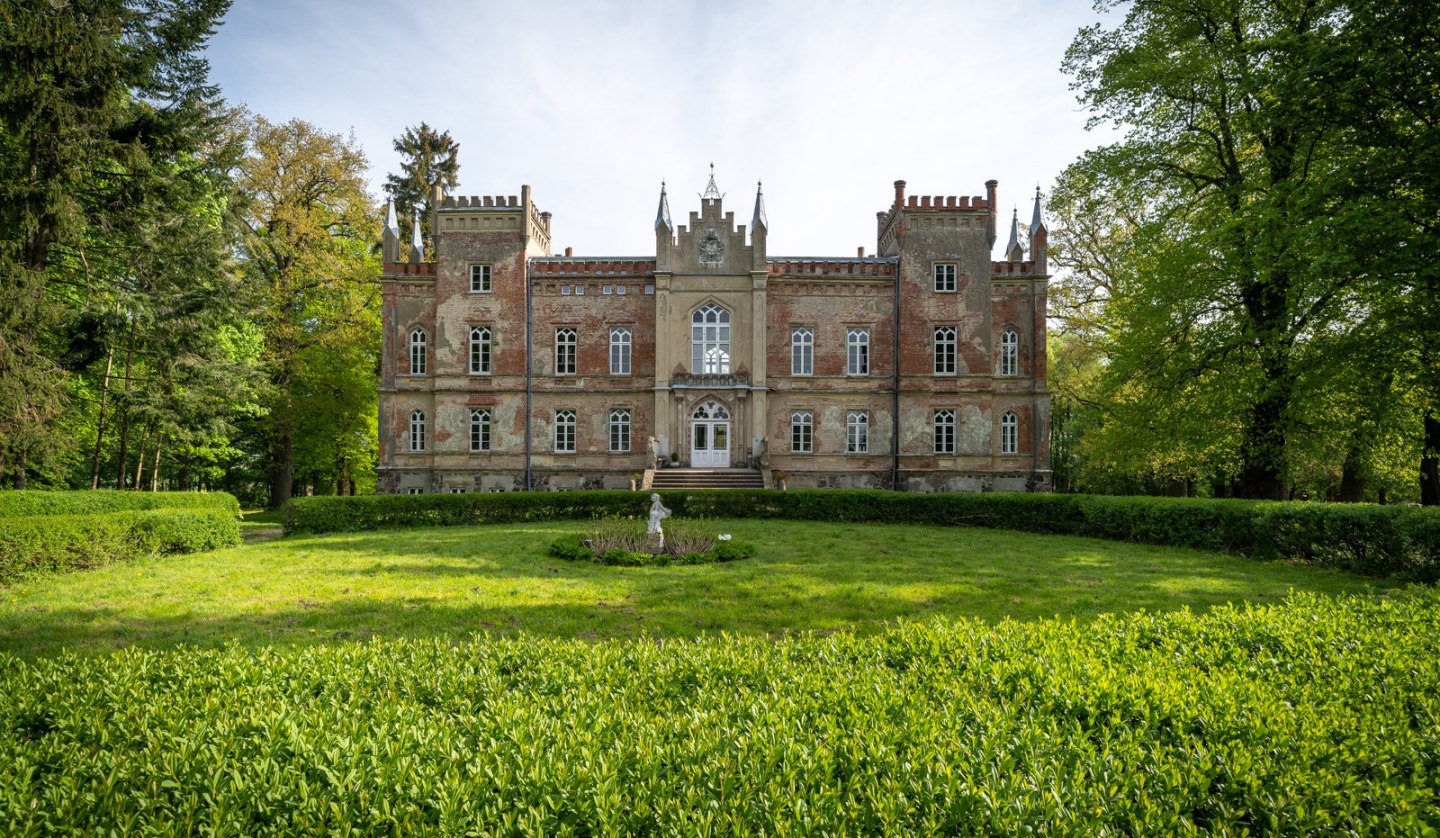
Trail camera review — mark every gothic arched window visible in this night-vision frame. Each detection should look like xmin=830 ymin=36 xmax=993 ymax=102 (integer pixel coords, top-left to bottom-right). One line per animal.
xmin=691 ymin=304 xmax=730 ymax=374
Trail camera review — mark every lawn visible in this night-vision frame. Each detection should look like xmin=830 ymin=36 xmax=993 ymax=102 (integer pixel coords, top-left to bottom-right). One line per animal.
xmin=0 ymin=518 xmax=1380 ymax=658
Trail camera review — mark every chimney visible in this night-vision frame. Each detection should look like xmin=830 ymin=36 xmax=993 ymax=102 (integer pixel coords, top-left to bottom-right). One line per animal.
xmin=564 ymin=247 xmax=573 ymax=257
xmin=893 ymin=180 xmax=907 ymax=210
xmin=985 ymin=180 xmax=999 ymax=250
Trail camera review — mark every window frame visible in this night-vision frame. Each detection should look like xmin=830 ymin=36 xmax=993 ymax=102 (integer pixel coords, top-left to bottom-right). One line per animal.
xmin=408 ymin=329 xmax=428 ymax=376
xmin=468 ymin=326 xmax=492 ymax=375
xmin=608 ymin=408 xmax=631 ymax=453
xmin=1001 ymin=411 xmax=1019 ymax=455
xmin=408 ymin=409 xmax=426 ymax=452
xmin=933 ymin=409 xmax=956 ymax=454
xmin=999 ymin=329 xmax=1019 ymax=377
xmin=791 ymin=327 xmax=814 ymax=376
xmin=469 ymin=408 xmax=491 ymax=452
xmin=691 ymin=303 xmax=731 ymax=374
xmin=933 ymin=326 xmax=957 ymax=375
xmin=555 ymin=327 xmax=577 ymax=376
xmin=933 ymin=263 xmax=958 ymax=292
xmin=790 ymin=409 xmax=813 ymax=453
xmin=846 ymin=410 xmax=869 ymax=454
xmin=609 ymin=327 xmax=632 ymax=376
xmin=846 ymin=328 xmax=870 ymax=376
xmin=469 ymin=264 xmax=492 ymax=294
xmin=554 ymin=409 xmax=576 ymax=453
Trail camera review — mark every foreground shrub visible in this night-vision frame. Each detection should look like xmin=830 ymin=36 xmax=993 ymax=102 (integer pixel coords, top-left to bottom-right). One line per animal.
xmin=0 ymin=489 xmax=240 ymax=519
xmin=547 ymin=517 xmax=754 ymax=566
xmin=2 ymin=590 xmax=1437 ymax=833
xmin=0 ymin=508 xmax=240 ymax=584
xmin=288 ymin=490 xmax=1440 ymax=581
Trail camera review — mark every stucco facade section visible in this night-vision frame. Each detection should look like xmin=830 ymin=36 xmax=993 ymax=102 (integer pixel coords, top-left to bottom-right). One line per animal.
xmin=377 ymin=175 xmax=1051 ymax=494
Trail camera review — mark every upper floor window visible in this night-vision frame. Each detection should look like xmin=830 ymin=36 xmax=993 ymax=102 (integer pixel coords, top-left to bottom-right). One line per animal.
xmin=791 ymin=410 xmax=813 ymax=453
xmin=408 ymin=329 xmax=427 ymax=375
xmin=555 ymin=328 xmax=577 ymax=375
xmin=934 ymin=326 xmax=957 ymax=375
xmin=934 ymin=263 xmax=957 ymax=292
xmin=846 ymin=328 xmax=869 ymax=376
xmin=469 ymin=409 xmax=491 ymax=452
xmin=408 ymin=409 xmax=426 ymax=452
xmin=846 ymin=411 xmax=869 ymax=453
xmin=406 ymin=487 xmax=424 ymax=495
xmin=691 ymin=304 xmax=731 ymax=374
xmin=469 ymin=327 xmax=492 ymax=375
xmin=1001 ymin=411 xmax=1019 ymax=455
xmin=609 ymin=408 xmax=631 ymax=453
xmin=999 ymin=329 xmax=1019 ymax=376
xmin=934 ymin=409 xmax=956 ymax=454
xmin=610 ymin=328 xmax=632 ymax=375
xmin=791 ymin=327 xmax=813 ymax=376
xmin=554 ymin=409 xmax=576 ymax=453
xmin=469 ymin=264 xmax=492 ymax=293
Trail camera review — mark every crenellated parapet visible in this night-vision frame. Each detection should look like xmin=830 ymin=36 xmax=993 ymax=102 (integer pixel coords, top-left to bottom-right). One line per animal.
xmin=530 ymin=258 xmax=657 ymax=278
xmin=381 ymin=262 xmax=437 ymax=278
xmin=768 ymin=258 xmax=897 ymax=278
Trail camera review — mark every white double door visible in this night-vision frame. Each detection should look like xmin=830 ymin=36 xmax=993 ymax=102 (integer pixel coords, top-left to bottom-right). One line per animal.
xmin=690 ymin=401 xmax=731 ymax=468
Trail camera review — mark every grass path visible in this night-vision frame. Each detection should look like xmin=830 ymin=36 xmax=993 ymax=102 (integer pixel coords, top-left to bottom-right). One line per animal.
xmin=0 ymin=518 xmax=1382 ymax=658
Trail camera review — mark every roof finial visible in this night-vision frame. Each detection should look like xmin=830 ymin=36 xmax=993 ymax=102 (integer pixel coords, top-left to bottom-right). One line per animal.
xmin=1030 ymin=184 xmax=1046 ymax=236
xmin=751 ymin=179 xmax=767 ymax=233
xmin=409 ymin=208 xmax=424 ymax=263
xmin=701 ymin=163 xmax=723 ymax=202
xmin=1005 ymin=206 xmax=1024 ymax=261
xmin=655 ymin=180 xmax=673 ymax=232
xmin=384 ymin=196 xmax=399 ymax=239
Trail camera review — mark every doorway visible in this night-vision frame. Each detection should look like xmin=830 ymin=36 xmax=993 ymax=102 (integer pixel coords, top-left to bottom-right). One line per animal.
xmin=690 ymin=400 xmax=731 ymax=468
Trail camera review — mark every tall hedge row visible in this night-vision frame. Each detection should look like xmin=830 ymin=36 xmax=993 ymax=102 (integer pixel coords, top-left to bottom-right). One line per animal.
xmin=0 ymin=489 xmax=240 ymax=518
xmin=0 ymin=492 xmax=242 ymax=584
xmin=285 ymin=490 xmax=1440 ymax=581
xmin=2 ymin=591 xmax=1437 ymax=834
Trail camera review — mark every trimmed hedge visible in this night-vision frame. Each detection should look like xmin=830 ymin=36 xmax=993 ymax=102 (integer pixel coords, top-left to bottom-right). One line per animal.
xmin=285 ymin=490 xmax=1440 ymax=581
xmin=0 ymin=489 xmax=241 ymax=519
xmin=0 ymin=508 xmax=241 ymax=584
xmin=2 ymin=590 xmax=1438 ymax=833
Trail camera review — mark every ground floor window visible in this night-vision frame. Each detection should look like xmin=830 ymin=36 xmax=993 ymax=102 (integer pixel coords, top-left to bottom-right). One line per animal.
xmin=1001 ymin=411 xmax=1018 ymax=454
xmin=609 ymin=408 xmax=631 ymax=452
xmin=934 ymin=409 xmax=955 ymax=454
xmin=791 ymin=410 xmax=812 ymax=453
xmin=846 ymin=410 xmax=868 ymax=453
xmin=554 ymin=409 xmax=576 ymax=453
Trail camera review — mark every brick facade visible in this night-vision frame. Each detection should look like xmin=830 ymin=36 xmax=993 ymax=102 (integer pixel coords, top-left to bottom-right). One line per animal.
xmin=378 ymin=175 xmax=1051 ymax=493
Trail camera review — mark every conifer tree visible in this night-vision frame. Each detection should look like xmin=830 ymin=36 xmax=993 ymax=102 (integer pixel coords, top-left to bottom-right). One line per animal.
xmin=383 ymin=122 xmax=460 ymax=256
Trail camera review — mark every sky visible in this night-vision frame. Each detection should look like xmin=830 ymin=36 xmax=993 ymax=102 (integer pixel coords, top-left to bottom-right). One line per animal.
xmin=205 ymin=0 xmax=1121 ymax=259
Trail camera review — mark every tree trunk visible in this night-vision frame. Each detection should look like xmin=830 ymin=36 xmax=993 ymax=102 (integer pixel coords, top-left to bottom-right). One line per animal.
xmin=1421 ymin=412 xmax=1440 ymax=507
xmin=178 ymin=454 xmax=190 ymax=491
xmin=114 ymin=345 xmax=134 ymax=489
xmin=267 ymin=425 xmax=294 ymax=509
xmin=90 ymin=344 xmax=115 ymax=489
xmin=1238 ymin=385 xmax=1290 ymax=500
xmin=1339 ymin=437 xmax=1367 ymax=503
xmin=150 ymin=435 xmax=162 ymax=492
xmin=12 ymin=452 xmax=25 ymax=490
xmin=133 ymin=425 xmax=150 ymax=490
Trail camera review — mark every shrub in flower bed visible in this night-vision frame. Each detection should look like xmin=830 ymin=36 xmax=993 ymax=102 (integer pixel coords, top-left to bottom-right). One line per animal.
xmin=548 ymin=517 xmax=756 ymax=566
xmin=0 ymin=507 xmax=241 ymax=584
xmin=1 ymin=590 xmax=1437 ymax=833
xmin=288 ymin=490 xmax=1440 ymax=581
xmin=0 ymin=489 xmax=241 ymax=519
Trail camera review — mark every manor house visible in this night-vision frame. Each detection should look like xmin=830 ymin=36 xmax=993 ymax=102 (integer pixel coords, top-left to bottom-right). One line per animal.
xmin=377 ymin=169 xmax=1051 ymax=493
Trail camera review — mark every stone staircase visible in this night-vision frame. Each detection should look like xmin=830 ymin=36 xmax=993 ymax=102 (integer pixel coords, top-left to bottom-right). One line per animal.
xmin=649 ymin=467 xmax=766 ymax=490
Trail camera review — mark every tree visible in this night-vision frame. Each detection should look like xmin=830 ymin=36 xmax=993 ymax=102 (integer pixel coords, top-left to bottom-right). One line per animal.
xmin=0 ymin=0 xmax=232 ymax=488
xmin=1060 ymin=0 xmax=1377 ymax=499
xmin=233 ymin=116 xmax=378 ymax=508
xmin=383 ymin=122 xmax=459 ymax=255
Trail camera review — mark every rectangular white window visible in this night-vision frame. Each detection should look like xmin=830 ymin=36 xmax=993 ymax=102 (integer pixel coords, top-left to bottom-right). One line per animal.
xmin=934 ymin=326 xmax=957 ymax=375
xmin=561 ymin=286 xmax=571 ymax=295
xmin=574 ymin=285 xmax=585 ymax=295
xmin=408 ymin=410 xmax=426 ymax=452
xmin=554 ymin=409 xmax=576 ymax=453
xmin=846 ymin=328 xmax=869 ymax=376
xmin=449 ymin=488 xmax=466 ymax=494
xmin=470 ymin=409 xmax=491 ymax=452
xmin=602 ymin=285 xmax=613 ymax=294
xmin=609 ymin=409 xmax=631 ymax=453
xmin=469 ymin=327 xmax=491 ymax=375
xmin=617 ymin=285 xmax=626 ymax=295
xmin=644 ymin=284 xmax=654 ymax=294
xmin=934 ymin=263 xmax=957 ymax=292
xmin=791 ymin=410 xmax=812 ymax=453
xmin=469 ymin=264 xmax=492 ymax=293
xmin=555 ymin=328 xmax=577 ymax=375
xmin=791 ymin=327 xmax=813 ymax=376
xmin=1001 ymin=411 xmax=1019 ymax=455
xmin=934 ymin=409 xmax=956 ymax=454
xmin=609 ymin=328 xmax=632 ymax=375
xmin=846 ymin=411 xmax=868 ymax=453
xmin=406 ymin=487 xmax=423 ymax=495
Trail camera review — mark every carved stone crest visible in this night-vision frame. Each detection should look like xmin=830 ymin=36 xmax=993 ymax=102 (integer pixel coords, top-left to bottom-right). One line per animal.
xmin=699 ymin=228 xmax=724 ymax=263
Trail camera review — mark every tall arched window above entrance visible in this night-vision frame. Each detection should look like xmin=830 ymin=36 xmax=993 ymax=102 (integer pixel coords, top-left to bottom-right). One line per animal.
xmin=691 ymin=304 xmax=731 ymax=374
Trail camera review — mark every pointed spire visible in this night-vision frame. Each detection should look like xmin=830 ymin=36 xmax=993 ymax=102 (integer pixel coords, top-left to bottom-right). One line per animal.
xmin=655 ymin=181 xmax=673 ymax=231
xmin=1005 ymin=206 xmax=1024 ymax=261
xmin=384 ymin=197 xmax=399 ymax=239
xmin=1030 ymin=185 xmax=1046 ymax=236
xmin=410 ymin=208 xmax=424 ymax=263
xmin=751 ymin=180 xmax=767 ymax=232
xmin=701 ymin=163 xmax=723 ymax=202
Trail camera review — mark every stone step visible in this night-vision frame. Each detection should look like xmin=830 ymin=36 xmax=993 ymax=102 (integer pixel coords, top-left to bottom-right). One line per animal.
xmin=650 ymin=468 xmax=765 ymax=490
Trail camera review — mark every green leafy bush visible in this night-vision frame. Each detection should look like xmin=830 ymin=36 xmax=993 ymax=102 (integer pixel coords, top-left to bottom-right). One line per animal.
xmin=0 ymin=508 xmax=240 ymax=584
xmin=0 ymin=489 xmax=241 ymax=519
xmin=545 ymin=516 xmax=753 ymax=566
xmin=1 ymin=590 xmax=1437 ymax=833
xmin=288 ymin=490 xmax=1440 ymax=581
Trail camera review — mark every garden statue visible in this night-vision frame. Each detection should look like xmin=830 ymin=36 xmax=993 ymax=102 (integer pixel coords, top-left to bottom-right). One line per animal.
xmin=647 ymin=493 xmax=671 ymax=549
xmin=648 ymin=436 xmax=661 ymax=470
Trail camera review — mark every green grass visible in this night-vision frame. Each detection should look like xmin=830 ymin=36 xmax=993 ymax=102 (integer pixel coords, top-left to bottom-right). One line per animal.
xmin=239 ymin=507 xmax=285 ymax=532
xmin=0 ymin=519 xmax=1381 ymax=658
